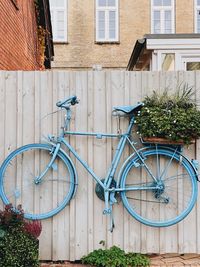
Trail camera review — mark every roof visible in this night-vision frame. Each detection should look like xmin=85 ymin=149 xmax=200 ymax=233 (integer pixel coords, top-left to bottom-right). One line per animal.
xmin=127 ymin=34 xmax=200 ymax=71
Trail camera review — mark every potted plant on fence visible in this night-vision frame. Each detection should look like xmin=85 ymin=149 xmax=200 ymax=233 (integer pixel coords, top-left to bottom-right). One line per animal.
xmin=0 ymin=204 xmax=42 ymax=267
xmin=135 ymin=85 xmax=200 ymax=145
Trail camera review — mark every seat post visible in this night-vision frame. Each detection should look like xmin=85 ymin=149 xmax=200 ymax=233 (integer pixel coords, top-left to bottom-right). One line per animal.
xmin=126 ymin=116 xmax=135 ymax=135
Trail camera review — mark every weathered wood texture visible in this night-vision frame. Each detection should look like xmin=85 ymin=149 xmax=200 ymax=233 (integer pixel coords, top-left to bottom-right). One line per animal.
xmin=0 ymin=71 xmax=199 ymax=260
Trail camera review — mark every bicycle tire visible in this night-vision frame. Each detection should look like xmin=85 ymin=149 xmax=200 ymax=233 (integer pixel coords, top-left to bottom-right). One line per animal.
xmin=120 ymin=148 xmax=198 ymax=227
xmin=0 ymin=143 xmax=75 ymax=220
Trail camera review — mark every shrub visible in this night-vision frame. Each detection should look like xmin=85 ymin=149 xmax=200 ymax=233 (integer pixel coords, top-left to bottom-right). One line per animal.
xmin=81 ymin=246 xmax=150 ymax=267
xmin=136 ymin=85 xmax=200 ymax=145
xmin=0 ymin=204 xmax=42 ymax=267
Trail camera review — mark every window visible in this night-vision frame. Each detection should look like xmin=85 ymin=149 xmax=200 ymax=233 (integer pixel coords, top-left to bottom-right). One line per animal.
xmin=195 ymin=0 xmax=200 ymax=33
xmin=151 ymin=0 xmax=175 ymax=34
xmin=49 ymin=0 xmax=67 ymax=42
xmin=96 ymin=0 xmax=119 ymax=42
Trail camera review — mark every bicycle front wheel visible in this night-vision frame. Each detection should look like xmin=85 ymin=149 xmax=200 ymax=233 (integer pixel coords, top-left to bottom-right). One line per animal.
xmin=0 ymin=143 xmax=75 ymax=220
xmin=120 ymin=148 xmax=198 ymax=227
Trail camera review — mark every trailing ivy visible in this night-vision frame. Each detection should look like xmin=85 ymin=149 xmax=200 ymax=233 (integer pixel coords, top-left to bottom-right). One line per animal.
xmin=81 ymin=246 xmax=150 ymax=267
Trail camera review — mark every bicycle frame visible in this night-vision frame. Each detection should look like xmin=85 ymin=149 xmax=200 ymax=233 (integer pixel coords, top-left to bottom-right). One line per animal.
xmin=45 ymin=113 xmax=159 ymax=194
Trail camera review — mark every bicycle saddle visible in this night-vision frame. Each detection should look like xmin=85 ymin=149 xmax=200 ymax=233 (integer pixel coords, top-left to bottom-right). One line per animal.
xmin=113 ymin=102 xmax=143 ymax=114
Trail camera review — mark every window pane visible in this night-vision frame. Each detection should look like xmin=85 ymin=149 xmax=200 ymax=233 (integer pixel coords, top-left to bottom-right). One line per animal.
xmin=99 ymin=11 xmax=105 ymax=20
xmin=57 ymin=21 xmax=64 ymax=31
xmin=57 ymin=11 xmax=64 ymax=20
xmin=109 ymin=10 xmax=115 ymax=20
xmin=154 ymin=0 xmax=162 ymax=6
xmin=154 ymin=21 xmax=160 ymax=33
xmin=165 ymin=20 xmax=171 ymax=28
xmin=187 ymin=62 xmax=200 ymax=70
xmin=57 ymin=11 xmax=65 ymax=36
xmin=98 ymin=11 xmax=105 ymax=39
xmin=163 ymin=0 xmax=171 ymax=6
xmin=99 ymin=21 xmax=105 ymax=30
xmin=162 ymin=54 xmax=175 ymax=71
xmin=154 ymin=11 xmax=160 ymax=20
xmin=108 ymin=0 xmax=116 ymax=6
xmin=165 ymin=10 xmax=171 ymax=20
xmin=197 ymin=0 xmax=200 ymax=6
xmin=57 ymin=31 xmax=64 ymax=38
xmin=109 ymin=11 xmax=116 ymax=39
xmin=98 ymin=0 xmax=106 ymax=6
xmin=165 ymin=11 xmax=172 ymax=32
xmin=109 ymin=30 xmax=115 ymax=39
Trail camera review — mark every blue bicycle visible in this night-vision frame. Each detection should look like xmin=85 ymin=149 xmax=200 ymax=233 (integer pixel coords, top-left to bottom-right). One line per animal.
xmin=0 ymin=96 xmax=198 ymax=230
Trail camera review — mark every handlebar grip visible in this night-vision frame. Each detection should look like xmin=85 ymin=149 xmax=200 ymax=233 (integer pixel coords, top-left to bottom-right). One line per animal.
xmin=56 ymin=95 xmax=79 ymax=108
xmin=56 ymin=101 xmax=62 ymax=107
xmin=71 ymin=96 xmax=79 ymax=105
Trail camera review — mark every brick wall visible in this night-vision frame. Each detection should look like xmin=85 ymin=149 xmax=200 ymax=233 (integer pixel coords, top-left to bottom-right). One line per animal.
xmin=0 ymin=0 xmax=40 ymax=70
xmin=52 ymin=0 xmax=196 ymax=70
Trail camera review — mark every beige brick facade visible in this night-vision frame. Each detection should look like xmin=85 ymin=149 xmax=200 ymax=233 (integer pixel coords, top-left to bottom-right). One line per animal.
xmin=52 ymin=0 xmax=196 ymax=70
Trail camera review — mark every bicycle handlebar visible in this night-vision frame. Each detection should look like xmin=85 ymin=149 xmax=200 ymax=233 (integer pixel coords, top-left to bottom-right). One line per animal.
xmin=56 ymin=96 xmax=79 ymax=108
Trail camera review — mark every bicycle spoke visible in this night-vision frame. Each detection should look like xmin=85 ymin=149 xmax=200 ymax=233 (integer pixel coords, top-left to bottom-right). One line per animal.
xmin=1 ymin=144 xmax=75 ymax=219
xmin=120 ymin=148 xmax=197 ymax=226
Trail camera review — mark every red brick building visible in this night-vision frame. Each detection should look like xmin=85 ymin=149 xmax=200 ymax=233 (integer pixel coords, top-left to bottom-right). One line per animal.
xmin=0 ymin=0 xmax=53 ymax=70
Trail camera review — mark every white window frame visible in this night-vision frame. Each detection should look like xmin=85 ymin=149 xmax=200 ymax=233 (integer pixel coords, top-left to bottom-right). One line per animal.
xmin=195 ymin=0 xmax=200 ymax=33
xmin=151 ymin=0 xmax=175 ymax=34
xmin=96 ymin=0 xmax=119 ymax=42
xmin=49 ymin=0 xmax=68 ymax=43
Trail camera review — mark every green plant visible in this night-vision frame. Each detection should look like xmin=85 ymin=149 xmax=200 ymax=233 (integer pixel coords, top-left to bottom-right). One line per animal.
xmin=0 ymin=204 xmax=42 ymax=267
xmin=136 ymin=85 xmax=200 ymax=144
xmin=81 ymin=246 xmax=150 ymax=267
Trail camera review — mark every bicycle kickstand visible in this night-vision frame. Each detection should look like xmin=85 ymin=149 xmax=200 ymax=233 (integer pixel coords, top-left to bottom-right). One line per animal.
xmin=109 ymin=192 xmax=117 ymax=232
xmin=103 ymin=191 xmax=117 ymax=232
xmin=109 ymin=203 xmax=115 ymax=232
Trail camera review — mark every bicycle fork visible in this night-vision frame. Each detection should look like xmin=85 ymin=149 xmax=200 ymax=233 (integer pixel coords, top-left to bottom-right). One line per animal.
xmin=34 ymin=143 xmax=61 ymax=184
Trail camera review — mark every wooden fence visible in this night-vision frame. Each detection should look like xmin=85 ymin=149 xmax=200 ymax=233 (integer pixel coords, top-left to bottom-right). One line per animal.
xmin=0 ymin=70 xmax=200 ymax=261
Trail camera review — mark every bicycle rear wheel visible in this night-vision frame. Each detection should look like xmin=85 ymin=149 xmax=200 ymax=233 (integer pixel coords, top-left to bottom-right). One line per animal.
xmin=0 ymin=143 xmax=75 ymax=220
xmin=120 ymin=148 xmax=198 ymax=227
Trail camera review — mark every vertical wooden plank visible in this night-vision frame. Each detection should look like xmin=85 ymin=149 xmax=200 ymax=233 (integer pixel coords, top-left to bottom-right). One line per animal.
xmin=74 ymin=71 xmax=89 ymax=259
xmin=122 ymin=71 xmax=131 ymax=253
xmin=159 ymin=71 xmax=178 ymax=254
xmin=4 ymin=72 xmax=17 ymax=155
xmin=127 ymin=72 xmax=143 ymax=253
xmin=4 ymin=72 xmax=17 ymax=211
xmin=105 ymin=71 xmax=113 ymax=249
xmin=178 ymin=71 xmax=197 ymax=253
xmin=38 ymin=71 xmax=52 ymax=260
xmin=109 ymin=71 xmax=125 ymax=248
xmin=69 ymin=71 xmax=76 ymax=261
xmin=52 ymin=71 xmax=71 ymax=261
xmin=93 ymin=71 xmax=107 ymax=250
xmin=0 ymin=71 xmax=5 ymax=163
xmin=0 ymin=71 xmax=5 ymax=210
xmin=87 ymin=71 xmax=95 ymax=253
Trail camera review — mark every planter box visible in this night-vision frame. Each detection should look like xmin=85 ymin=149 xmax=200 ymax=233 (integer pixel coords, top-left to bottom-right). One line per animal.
xmin=142 ymin=137 xmax=195 ymax=145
